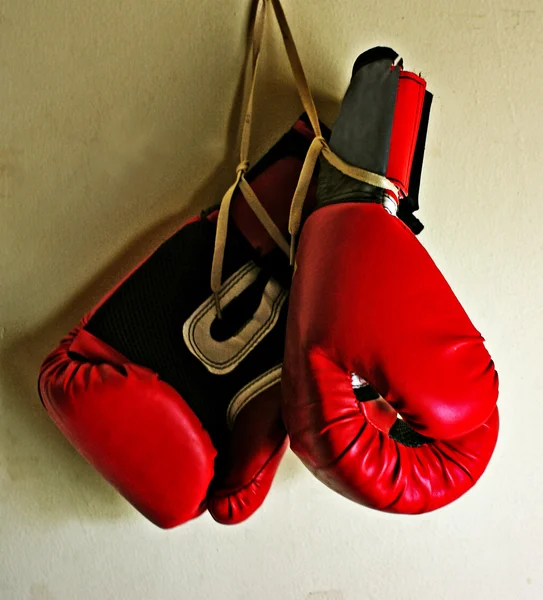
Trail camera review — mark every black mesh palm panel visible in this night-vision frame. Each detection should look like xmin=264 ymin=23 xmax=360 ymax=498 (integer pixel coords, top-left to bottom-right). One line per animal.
xmin=354 ymin=383 xmax=432 ymax=448
xmin=79 ymin=120 xmax=321 ymax=451
xmin=388 ymin=420 xmax=433 ymax=448
xmin=82 ymin=216 xmax=287 ymax=452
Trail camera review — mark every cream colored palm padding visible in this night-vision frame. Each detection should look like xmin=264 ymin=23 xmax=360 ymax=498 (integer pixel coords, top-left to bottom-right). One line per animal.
xmin=183 ymin=261 xmax=287 ymax=375
xmin=210 ymin=0 xmax=400 ymax=313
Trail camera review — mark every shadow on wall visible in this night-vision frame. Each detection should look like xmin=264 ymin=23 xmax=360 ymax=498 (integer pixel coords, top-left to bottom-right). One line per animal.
xmin=0 ymin=39 xmax=341 ymax=525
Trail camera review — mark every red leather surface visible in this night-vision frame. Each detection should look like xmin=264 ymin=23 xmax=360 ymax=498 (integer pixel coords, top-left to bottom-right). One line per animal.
xmin=386 ymin=71 xmax=426 ymax=196
xmin=39 ymin=327 xmax=215 ymax=528
xmin=282 ymin=203 xmax=499 ymax=513
xmin=208 ymin=384 xmax=288 ymax=524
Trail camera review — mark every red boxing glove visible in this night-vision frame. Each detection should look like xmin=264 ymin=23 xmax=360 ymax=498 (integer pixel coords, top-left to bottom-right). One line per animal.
xmin=282 ymin=48 xmax=499 ymax=514
xmin=39 ymin=118 xmax=318 ymax=528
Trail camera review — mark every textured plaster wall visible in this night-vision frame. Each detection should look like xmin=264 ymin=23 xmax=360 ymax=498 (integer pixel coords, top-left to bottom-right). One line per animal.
xmin=1 ymin=1 xmax=542 ymax=599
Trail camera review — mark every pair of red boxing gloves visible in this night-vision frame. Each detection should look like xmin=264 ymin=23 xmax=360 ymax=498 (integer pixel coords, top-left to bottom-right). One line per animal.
xmin=39 ymin=45 xmax=499 ymax=528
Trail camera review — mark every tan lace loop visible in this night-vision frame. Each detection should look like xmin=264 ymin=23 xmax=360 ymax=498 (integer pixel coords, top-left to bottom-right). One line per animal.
xmin=211 ymin=0 xmax=399 ymax=312
xmin=211 ymin=172 xmax=243 ymax=318
xmin=288 ymin=135 xmax=326 ymax=263
xmin=236 ymin=161 xmax=250 ymax=174
xmin=287 ymin=136 xmax=399 ymax=263
xmin=321 ymin=144 xmax=398 ymax=193
xmin=268 ymin=0 xmax=322 ymax=138
xmin=211 ymin=0 xmax=293 ymax=317
xmin=267 ymin=0 xmax=399 ymax=263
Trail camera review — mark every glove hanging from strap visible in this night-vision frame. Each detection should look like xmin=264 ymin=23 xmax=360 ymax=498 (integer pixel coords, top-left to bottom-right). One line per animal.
xmin=210 ymin=0 xmax=398 ymax=311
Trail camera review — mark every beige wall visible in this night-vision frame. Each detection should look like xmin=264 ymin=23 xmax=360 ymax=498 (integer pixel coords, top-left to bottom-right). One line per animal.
xmin=1 ymin=1 xmax=542 ymax=599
